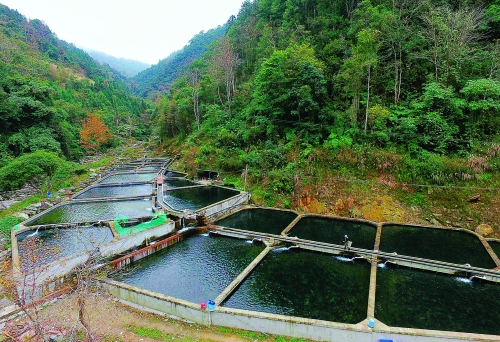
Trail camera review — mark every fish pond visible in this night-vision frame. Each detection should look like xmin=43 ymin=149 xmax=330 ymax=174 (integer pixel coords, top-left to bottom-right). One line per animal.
xmin=74 ymin=184 xmax=152 ymax=199
xmin=111 ymin=234 xmax=263 ymax=304
xmin=286 ymin=216 xmax=377 ymax=250
xmin=26 ymin=198 xmax=153 ymax=225
xmin=17 ymin=226 xmax=113 ymax=269
xmin=375 ymin=265 xmax=500 ymax=335
xmin=215 ymin=208 xmax=297 ymax=235
xmin=380 ymin=225 xmax=496 ymax=269
xmin=163 ymin=186 xmax=239 ymax=211
xmin=223 ymin=248 xmax=371 ymax=324
xmin=99 ymin=172 xmax=158 ymax=184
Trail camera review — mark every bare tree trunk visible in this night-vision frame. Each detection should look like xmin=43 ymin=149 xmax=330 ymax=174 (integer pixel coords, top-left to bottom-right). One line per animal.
xmin=364 ymin=64 xmax=371 ymax=133
xmin=189 ymin=70 xmax=201 ymax=130
xmin=78 ymin=296 xmax=95 ymax=342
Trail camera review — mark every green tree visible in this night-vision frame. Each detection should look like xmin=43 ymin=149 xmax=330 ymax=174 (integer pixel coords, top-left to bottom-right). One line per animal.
xmin=0 ymin=151 xmax=63 ymax=191
xmin=252 ymin=44 xmax=327 ymax=139
xmin=461 ymin=78 xmax=500 ymax=137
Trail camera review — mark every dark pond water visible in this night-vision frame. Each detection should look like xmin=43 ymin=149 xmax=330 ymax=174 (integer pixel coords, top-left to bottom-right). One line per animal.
xmin=164 ymin=171 xmax=186 ymax=178
xmin=215 ymin=208 xmax=297 ymax=235
xmin=74 ymin=184 xmax=152 ymax=199
xmin=110 ymin=167 xmax=136 ymax=172
xmin=286 ymin=216 xmax=377 ymax=250
xmin=489 ymin=240 xmax=500 ymax=260
xmin=99 ymin=172 xmax=158 ymax=184
xmin=380 ymin=225 xmax=496 ymax=268
xmin=164 ymin=179 xmax=198 ymax=189
xmin=111 ymin=234 xmax=263 ymax=304
xmin=163 ymin=186 xmax=239 ymax=211
xmin=26 ymin=199 xmax=153 ymax=225
xmin=137 ymin=166 xmax=161 ymax=171
xmin=224 ymin=249 xmax=371 ymax=324
xmin=17 ymin=226 xmax=113 ymax=269
xmin=375 ymin=265 xmax=500 ymax=335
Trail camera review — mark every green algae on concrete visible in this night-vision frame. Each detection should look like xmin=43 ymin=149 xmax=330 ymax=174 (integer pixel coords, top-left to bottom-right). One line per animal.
xmin=224 ymin=248 xmax=371 ymax=324
xmin=375 ymin=265 xmax=500 ymax=335
xmin=215 ymin=208 xmax=297 ymax=235
xmin=114 ymin=212 xmax=168 ymax=237
xmin=380 ymin=224 xmax=496 ymax=269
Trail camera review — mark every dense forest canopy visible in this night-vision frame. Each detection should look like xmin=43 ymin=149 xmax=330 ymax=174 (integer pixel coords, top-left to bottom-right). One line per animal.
xmin=155 ymin=0 xmax=500 ymax=155
xmin=0 ymin=4 xmax=153 ymax=167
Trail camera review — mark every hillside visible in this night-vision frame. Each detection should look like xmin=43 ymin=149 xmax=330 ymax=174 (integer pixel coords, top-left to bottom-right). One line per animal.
xmin=0 ymin=4 xmax=152 ymax=165
xmin=83 ymin=48 xmax=150 ymax=78
xmin=153 ymin=0 xmax=500 ymax=235
xmin=131 ymin=25 xmax=227 ymax=99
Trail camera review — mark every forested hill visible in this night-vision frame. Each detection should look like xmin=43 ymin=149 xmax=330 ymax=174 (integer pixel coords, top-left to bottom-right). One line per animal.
xmin=131 ymin=25 xmax=227 ymax=99
xmin=0 ymin=4 xmax=151 ymax=165
xmin=83 ymin=49 xmax=151 ymax=78
xmin=156 ymin=0 xmax=500 ymax=153
xmin=153 ymin=0 xmax=500 ymax=226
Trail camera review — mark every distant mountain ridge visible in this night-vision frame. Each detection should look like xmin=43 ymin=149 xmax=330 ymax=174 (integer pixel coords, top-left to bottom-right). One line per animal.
xmin=131 ymin=25 xmax=227 ymax=99
xmin=82 ymin=48 xmax=150 ymax=78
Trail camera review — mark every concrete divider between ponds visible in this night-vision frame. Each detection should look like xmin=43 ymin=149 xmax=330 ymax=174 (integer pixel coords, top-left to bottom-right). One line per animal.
xmin=215 ymin=246 xmax=271 ymax=305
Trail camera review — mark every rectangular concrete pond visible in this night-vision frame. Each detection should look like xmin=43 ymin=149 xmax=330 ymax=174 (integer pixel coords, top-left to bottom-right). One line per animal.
xmin=380 ymin=224 xmax=496 ymax=269
xmin=223 ymin=248 xmax=371 ymax=324
xmin=164 ymin=179 xmax=198 ymax=189
xmin=74 ymin=183 xmax=153 ymax=199
xmin=286 ymin=216 xmax=377 ymax=250
xmin=26 ymin=198 xmax=153 ymax=226
xmin=164 ymin=171 xmax=186 ymax=178
xmin=215 ymin=208 xmax=297 ymax=235
xmin=163 ymin=186 xmax=240 ymax=211
xmin=110 ymin=234 xmax=263 ymax=304
xmin=214 ymin=208 xmax=297 ymax=235
xmin=99 ymin=172 xmax=158 ymax=184
xmin=17 ymin=226 xmax=114 ymax=270
xmin=375 ymin=265 xmax=500 ymax=335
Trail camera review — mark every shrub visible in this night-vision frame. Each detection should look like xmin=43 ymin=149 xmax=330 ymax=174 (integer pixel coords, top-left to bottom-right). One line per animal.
xmin=0 ymin=151 xmax=64 ymax=190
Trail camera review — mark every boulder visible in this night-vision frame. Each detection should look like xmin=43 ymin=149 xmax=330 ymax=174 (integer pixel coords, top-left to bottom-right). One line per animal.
xmin=13 ymin=212 xmax=29 ymax=220
xmin=475 ymin=224 xmax=494 ymax=237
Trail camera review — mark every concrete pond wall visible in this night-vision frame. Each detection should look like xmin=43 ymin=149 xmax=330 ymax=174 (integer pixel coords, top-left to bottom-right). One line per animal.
xmin=101 ymin=278 xmax=500 ymax=342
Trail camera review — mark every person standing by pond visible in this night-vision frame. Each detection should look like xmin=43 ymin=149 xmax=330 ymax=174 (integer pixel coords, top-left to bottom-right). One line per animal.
xmin=343 ymin=234 xmax=349 ymax=249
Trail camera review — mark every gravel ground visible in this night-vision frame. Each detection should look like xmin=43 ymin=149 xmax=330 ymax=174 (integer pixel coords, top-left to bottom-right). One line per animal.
xmin=1 ymin=292 xmax=272 ymax=342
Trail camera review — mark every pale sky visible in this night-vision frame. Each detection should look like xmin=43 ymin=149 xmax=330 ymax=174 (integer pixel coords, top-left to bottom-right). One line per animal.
xmin=1 ymin=0 xmax=245 ymax=65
